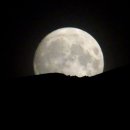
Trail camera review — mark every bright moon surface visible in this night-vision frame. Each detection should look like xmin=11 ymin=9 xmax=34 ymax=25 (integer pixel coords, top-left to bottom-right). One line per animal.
xmin=34 ymin=27 xmax=104 ymax=77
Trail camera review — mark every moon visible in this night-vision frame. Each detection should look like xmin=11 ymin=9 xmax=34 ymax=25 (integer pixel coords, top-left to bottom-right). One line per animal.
xmin=33 ymin=27 xmax=104 ymax=77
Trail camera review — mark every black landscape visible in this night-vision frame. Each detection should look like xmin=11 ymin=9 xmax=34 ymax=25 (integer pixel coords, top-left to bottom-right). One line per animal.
xmin=11 ymin=64 xmax=130 ymax=81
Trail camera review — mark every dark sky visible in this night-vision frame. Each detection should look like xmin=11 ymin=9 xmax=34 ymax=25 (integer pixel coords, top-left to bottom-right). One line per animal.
xmin=1 ymin=0 xmax=130 ymax=79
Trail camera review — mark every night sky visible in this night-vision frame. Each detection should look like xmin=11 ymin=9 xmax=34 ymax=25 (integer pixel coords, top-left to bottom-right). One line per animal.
xmin=1 ymin=0 xmax=130 ymax=79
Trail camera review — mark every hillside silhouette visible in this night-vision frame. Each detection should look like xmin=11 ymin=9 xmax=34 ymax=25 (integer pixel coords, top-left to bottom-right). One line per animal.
xmin=16 ymin=64 xmax=130 ymax=81
xmin=2 ymin=64 xmax=130 ymax=102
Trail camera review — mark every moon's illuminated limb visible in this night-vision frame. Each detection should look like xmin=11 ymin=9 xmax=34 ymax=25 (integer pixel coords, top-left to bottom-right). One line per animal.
xmin=34 ymin=27 xmax=104 ymax=77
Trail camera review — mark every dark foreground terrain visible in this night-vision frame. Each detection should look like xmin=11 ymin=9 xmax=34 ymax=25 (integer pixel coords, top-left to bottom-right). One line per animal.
xmin=1 ymin=65 xmax=129 ymax=122
xmin=2 ymin=64 xmax=128 ymax=88
xmin=2 ymin=65 xmax=130 ymax=92
xmin=16 ymin=64 xmax=130 ymax=81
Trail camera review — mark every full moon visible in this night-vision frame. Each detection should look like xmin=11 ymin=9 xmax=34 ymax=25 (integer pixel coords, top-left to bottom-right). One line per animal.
xmin=34 ymin=27 xmax=104 ymax=77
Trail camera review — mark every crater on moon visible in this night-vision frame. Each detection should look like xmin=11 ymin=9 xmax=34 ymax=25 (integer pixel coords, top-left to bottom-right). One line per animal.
xmin=34 ymin=27 xmax=104 ymax=77
xmin=70 ymin=44 xmax=92 ymax=67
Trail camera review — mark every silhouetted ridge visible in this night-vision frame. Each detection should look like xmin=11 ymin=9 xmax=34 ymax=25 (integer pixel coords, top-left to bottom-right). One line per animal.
xmin=16 ymin=64 xmax=130 ymax=81
xmin=93 ymin=64 xmax=130 ymax=80
xmin=23 ymin=73 xmax=89 ymax=81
